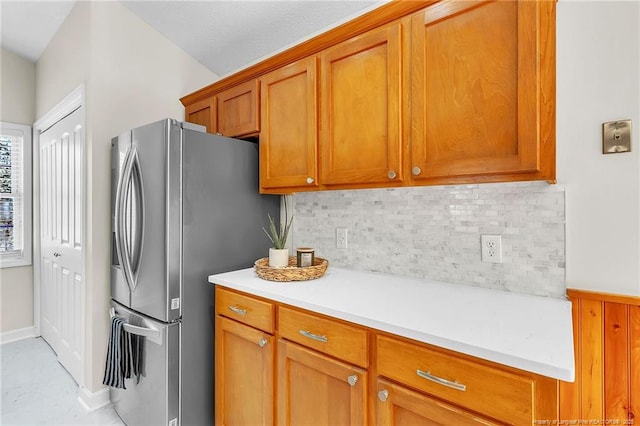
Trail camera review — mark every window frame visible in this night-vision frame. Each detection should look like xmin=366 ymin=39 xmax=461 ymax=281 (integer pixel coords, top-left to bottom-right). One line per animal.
xmin=0 ymin=121 xmax=32 ymax=268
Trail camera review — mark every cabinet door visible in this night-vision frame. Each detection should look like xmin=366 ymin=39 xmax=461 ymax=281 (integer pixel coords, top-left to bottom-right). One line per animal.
xmin=277 ymin=339 xmax=367 ymax=426
xmin=215 ymin=316 xmax=274 ymax=426
xmin=260 ymin=57 xmax=318 ymax=190
xmin=185 ymin=96 xmax=217 ymax=134
xmin=376 ymin=379 xmax=501 ymax=425
xmin=217 ymin=80 xmax=260 ymax=137
xmin=410 ymin=1 xmax=555 ymax=182
xmin=319 ymin=23 xmax=403 ymax=186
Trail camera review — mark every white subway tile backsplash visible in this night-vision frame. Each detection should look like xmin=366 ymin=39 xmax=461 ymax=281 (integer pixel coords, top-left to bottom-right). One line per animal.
xmin=291 ymin=181 xmax=566 ymax=299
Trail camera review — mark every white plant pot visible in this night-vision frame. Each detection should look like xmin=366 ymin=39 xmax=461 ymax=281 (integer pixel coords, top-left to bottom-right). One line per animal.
xmin=268 ymin=248 xmax=289 ymax=268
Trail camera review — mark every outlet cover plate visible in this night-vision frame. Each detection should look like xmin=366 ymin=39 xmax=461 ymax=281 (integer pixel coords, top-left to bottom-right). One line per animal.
xmin=481 ymin=234 xmax=503 ymax=263
xmin=336 ymin=227 xmax=348 ymax=249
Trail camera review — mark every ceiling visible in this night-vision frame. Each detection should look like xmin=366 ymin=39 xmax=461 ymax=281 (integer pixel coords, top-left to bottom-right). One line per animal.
xmin=0 ymin=0 xmax=387 ymax=77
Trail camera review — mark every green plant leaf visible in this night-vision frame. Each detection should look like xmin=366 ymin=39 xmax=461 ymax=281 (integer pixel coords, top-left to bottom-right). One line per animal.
xmin=262 ymin=199 xmax=293 ymax=250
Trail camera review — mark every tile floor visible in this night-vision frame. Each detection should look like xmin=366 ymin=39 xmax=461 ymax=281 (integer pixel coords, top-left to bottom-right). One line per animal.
xmin=1 ymin=337 xmax=124 ymax=425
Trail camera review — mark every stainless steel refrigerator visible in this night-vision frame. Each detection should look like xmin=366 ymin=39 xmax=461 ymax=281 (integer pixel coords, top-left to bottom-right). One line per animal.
xmin=109 ymin=118 xmax=279 ymax=426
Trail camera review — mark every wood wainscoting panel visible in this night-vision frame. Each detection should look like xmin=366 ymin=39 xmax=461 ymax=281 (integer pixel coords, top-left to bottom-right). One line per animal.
xmin=604 ymin=302 xmax=630 ymax=420
xmin=582 ymin=298 xmax=604 ymax=419
xmin=561 ymin=290 xmax=640 ymax=424
xmin=559 ymin=298 xmax=581 ymax=419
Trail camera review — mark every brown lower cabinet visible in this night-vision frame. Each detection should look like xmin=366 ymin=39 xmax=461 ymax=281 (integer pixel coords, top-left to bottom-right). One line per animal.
xmin=214 ymin=315 xmax=274 ymax=426
xmin=277 ymin=340 xmax=367 ymax=425
xmin=375 ymin=378 xmax=499 ymax=425
xmin=214 ymin=286 xmax=559 ymax=425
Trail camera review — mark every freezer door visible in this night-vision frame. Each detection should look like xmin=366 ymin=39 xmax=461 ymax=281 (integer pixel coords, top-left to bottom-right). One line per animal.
xmin=110 ymin=301 xmax=180 ymax=426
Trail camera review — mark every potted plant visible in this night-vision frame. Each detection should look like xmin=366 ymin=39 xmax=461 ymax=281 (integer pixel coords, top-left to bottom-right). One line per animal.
xmin=263 ymin=197 xmax=293 ymax=267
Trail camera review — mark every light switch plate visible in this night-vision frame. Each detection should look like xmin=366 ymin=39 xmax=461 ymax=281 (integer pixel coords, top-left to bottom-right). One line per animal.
xmin=603 ymin=119 xmax=631 ymax=154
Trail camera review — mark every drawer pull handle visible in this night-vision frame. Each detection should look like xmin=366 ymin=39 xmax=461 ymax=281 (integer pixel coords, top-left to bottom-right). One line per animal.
xmin=299 ymin=330 xmax=328 ymax=343
xmin=416 ymin=369 xmax=466 ymax=392
xmin=258 ymin=338 xmax=268 ymax=348
xmin=228 ymin=305 xmax=247 ymax=316
xmin=377 ymin=389 xmax=389 ymax=402
xmin=347 ymin=375 xmax=358 ymax=386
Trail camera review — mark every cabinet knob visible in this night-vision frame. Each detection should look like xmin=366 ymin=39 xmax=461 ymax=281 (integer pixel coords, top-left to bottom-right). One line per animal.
xmin=53 ymin=252 xmax=62 ymax=258
xmin=347 ymin=375 xmax=358 ymax=386
xmin=387 ymin=170 xmax=397 ymax=179
xmin=306 ymin=177 xmax=314 ymax=184
xmin=377 ymin=389 xmax=389 ymax=402
xmin=411 ymin=166 xmax=422 ymax=176
xmin=258 ymin=338 xmax=267 ymax=348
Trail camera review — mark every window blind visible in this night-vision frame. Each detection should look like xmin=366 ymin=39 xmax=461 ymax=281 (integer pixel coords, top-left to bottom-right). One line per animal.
xmin=0 ymin=128 xmax=25 ymax=255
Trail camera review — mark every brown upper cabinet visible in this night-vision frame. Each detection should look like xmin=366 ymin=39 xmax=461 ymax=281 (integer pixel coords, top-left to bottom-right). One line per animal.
xmin=409 ymin=0 xmax=555 ymax=184
xmin=319 ymin=22 xmax=403 ymax=187
xmin=184 ymin=79 xmax=260 ymax=138
xmin=180 ymin=1 xmax=556 ymax=192
xmin=218 ymin=79 xmax=260 ymax=137
xmin=260 ymin=57 xmax=318 ymax=190
xmin=185 ymin=96 xmax=216 ymax=134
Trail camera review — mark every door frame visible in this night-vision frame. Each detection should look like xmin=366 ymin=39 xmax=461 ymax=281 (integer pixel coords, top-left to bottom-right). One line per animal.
xmin=32 ymin=84 xmax=87 ymax=384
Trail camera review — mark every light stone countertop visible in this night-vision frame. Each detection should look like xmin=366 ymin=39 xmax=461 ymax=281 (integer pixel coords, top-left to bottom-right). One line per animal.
xmin=208 ymin=266 xmax=575 ymax=382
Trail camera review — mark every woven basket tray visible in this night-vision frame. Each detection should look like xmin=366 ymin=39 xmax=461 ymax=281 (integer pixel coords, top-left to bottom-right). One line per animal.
xmin=254 ymin=257 xmax=328 ymax=282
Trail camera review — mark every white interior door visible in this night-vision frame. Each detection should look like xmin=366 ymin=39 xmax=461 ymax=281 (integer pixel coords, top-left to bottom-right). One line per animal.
xmin=39 ymin=106 xmax=85 ymax=385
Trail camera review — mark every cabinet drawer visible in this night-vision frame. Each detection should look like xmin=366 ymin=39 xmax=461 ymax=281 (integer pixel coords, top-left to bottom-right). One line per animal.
xmin=215 ymin=287 xmax=274 ymax=333
xmin=278 ymin=306 xmax=368 ymax=367
xmin=376 ymin=335 xmax=534 ymax=425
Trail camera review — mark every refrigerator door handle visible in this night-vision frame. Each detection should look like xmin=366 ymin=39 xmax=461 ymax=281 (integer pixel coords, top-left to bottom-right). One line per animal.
xmin=116 ymin=146 xmax=145 ymax=293
xmin=126 ymin=150 xmax=145 ymax=289
xmin=114 ymin=146 xmax=133 ymax=292
xmin=110 ymin=307 xmax=162 ymax=345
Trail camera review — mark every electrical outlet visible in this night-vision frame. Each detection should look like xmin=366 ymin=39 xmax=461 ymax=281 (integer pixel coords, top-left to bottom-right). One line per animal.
xmin=336 ymin=227 xmax=348 ymax=249
xmin=481 ymin=234 xmax=502 ymax=263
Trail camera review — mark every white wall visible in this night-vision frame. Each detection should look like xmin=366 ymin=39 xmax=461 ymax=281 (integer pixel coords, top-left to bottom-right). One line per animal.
xmin=1 ymin=48 xmax=36 ymax=123
xmin=0 ymin=47 xmax=36 ymax=335
xmin=36 ymin=1 xmax=217 ymax=392
xmin=557 ymin=1 xmax=640 ymax=296
xmin=35 ymin=3 xmax=91 ymax=120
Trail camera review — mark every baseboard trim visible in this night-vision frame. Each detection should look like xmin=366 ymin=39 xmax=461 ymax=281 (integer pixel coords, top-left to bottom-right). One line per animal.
xmin=0 ymin=326 xmax=36 ymax=344
xmin=78 ymin=386 xmax=111 ymax=412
